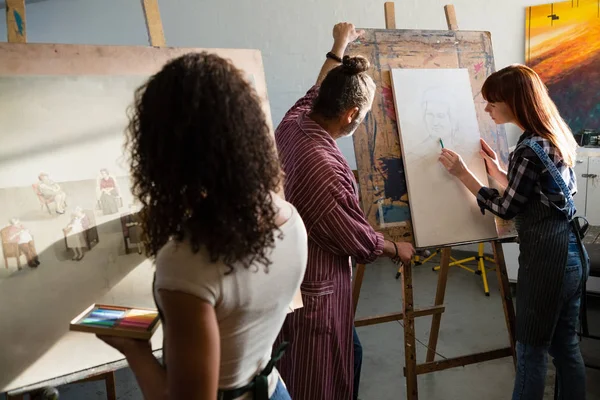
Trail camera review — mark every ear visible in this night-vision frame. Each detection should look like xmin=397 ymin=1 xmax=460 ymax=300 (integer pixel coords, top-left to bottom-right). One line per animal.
xmin=342 ymin=107 xmax=360 ymax=125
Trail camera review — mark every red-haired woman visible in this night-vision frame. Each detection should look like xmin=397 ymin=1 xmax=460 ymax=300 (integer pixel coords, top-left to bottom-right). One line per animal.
xmin=438 ymin=64 xmax=589 ymax=400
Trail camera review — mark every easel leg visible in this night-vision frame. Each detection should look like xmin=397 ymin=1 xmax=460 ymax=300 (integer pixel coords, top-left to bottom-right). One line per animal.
xmin=426 ymin=247 xmax=451 ymax=362
xmin=401 ymin=262 xmax=418 ymax=399
xmin=353 ymin=263 xmax=366 ymax=317
xmin=105 ymin=371 xmax=117 ymax=400
xmin=478 ymin=243 xmax=491 ymax=296
xmin=491 ymin=241 xmax=516 ymax=365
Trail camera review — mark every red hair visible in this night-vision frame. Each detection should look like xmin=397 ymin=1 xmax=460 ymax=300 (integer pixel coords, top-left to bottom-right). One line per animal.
xmin=481 ymin=64 xmax=578 ymax=167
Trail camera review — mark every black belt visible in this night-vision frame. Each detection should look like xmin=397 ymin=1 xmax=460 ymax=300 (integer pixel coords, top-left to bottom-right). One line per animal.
xmin=218 ymin=341 xmax=288 ymax=400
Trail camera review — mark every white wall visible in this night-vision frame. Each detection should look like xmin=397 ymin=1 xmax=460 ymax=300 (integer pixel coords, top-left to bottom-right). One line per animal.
xmin=0 ymin=0 xmax=551 ymax=161
xmin=1 ymin=0 xmax=597 ymax=291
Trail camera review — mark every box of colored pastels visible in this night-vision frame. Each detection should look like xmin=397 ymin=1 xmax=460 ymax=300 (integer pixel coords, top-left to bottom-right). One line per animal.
xmin=70 ymin=304 xmax=161 ymax=340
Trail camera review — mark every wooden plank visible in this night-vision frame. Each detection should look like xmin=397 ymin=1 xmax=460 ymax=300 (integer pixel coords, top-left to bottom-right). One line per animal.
xmin=444 ymin=4 xmax=459 ymax=31
xmin=407 ymin=347 xmax=513 ymax=375
xmin=105 ymin=372 xmax=116 ymax=400
xmin=5 ymin=0 xmax=26 ymax=43
xmin=384 ymin=2 xmax=396 ymax=29
xmin=426 ymin=247 xmax=451 ymax=362
xmin=141 ymin=0 xmax=166 ymax=47
xmin=355 ymin=305 xmax=445 ymax=327
xmin=402 ymin=263 xmax=418 ymax=399
xmin=492 ymin=241 xmax=516 ymax=365
xmin=356 ymin=312 xmax=404 ymax=327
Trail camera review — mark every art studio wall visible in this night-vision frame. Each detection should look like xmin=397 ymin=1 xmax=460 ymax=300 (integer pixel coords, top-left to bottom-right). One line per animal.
xmin=0 ymin=0 xmax=557 ymax=164
xmin=1 ymin=0 xmax=596 ymax=288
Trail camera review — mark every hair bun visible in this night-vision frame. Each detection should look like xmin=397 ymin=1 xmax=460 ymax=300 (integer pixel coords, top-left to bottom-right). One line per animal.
xmin=342 ymin=55 xmax=370 ymax=74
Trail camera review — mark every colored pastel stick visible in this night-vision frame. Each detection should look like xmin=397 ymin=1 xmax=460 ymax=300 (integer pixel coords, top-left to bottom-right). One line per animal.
xmin=82 ymin=318 xmax=117 ymax=327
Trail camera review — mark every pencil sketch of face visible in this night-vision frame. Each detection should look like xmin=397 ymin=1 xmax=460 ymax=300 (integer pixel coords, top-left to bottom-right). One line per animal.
xmin=422 ymin=88 xmax=458 ymax=142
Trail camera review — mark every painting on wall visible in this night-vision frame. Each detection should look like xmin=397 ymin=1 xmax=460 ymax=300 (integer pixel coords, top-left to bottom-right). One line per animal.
xmin=525 ymin=0 xmax=600 ymax=134
xmin=390 ymin=68 xmax=498 ymax=248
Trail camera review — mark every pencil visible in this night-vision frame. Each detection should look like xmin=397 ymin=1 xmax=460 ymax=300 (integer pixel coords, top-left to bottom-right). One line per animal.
xmin=439 ymin=138 xmax=445 ymax=149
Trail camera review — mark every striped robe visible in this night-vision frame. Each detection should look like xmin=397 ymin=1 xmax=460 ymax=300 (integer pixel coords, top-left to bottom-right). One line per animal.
xmin=274 ymin=85 xmax=384 ymax=399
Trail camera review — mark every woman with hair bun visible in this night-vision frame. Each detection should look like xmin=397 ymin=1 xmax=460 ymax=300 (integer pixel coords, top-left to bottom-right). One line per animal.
xmin=274 ymin=22 xmax=415 ymax=400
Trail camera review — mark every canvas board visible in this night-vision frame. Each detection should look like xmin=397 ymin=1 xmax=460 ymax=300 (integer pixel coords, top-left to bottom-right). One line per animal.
xmin=390 ymin=68 xmax=498 ymax=249
xmin=0 ymin=42 xmax=275 ymax=393
xmin=346 ymin=29 xmax=515 ymax=244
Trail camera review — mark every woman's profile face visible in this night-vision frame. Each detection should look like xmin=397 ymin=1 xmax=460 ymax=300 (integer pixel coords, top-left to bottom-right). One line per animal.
xmin=484 ymin=101 xmax=515 ymax=125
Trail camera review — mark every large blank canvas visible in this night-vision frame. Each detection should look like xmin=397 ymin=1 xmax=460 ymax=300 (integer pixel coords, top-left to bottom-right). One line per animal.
xmin=390 ymin=68 xmax=498 ymax=248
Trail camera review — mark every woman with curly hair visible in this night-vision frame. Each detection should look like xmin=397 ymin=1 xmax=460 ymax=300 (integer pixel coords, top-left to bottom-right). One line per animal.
xmin=97 ymin=52 xmax=307 ymax=400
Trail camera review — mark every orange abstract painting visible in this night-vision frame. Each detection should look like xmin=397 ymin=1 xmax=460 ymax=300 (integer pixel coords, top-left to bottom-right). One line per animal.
xmin=525 ymin=0 xmax=600 ymax=133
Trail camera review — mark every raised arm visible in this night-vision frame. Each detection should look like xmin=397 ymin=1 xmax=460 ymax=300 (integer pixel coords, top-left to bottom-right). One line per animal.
xmin=316 ymin=23 xmax=364 ymax=85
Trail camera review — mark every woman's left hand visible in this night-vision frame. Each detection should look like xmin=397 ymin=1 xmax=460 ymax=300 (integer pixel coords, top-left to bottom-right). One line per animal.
xmin=97 ymin=334 xmax=151 ymax=356
xmin=439 ymin=148 xmax=468 ymax=178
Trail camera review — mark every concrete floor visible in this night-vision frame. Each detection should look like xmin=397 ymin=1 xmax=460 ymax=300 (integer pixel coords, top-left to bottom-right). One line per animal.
xmin=3 ymin=254 xmax=600 ymax=399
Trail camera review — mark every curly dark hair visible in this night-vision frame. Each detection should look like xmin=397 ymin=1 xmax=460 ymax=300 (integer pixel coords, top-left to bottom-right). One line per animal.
xmin=125 ymin=52 xmax=282 ymax=271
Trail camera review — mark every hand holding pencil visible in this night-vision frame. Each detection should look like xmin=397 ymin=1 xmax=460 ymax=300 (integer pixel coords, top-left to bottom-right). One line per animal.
xmin=438 ymin=147 xmax=468 ymax=178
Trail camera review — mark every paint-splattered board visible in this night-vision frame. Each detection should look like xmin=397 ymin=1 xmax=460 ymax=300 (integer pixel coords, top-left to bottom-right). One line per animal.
xmin=347 ymin=29 xmax=513 ymax=244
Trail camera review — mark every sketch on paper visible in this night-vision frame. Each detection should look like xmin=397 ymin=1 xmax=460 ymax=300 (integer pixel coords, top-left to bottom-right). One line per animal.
xmin=417 ymin=87 xmax=468 ymax=156
xmin=390 ymin=68 xmax=498 ymax=248
xmin=525 ymin=0 xmax=600 ymax=135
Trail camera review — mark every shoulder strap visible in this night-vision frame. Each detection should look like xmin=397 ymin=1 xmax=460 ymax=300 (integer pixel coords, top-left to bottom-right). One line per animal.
xmin=520 ymin=138 xmax=575 ymax=220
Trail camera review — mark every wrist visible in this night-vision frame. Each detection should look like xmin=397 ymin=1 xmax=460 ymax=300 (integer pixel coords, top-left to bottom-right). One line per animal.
xmin=331 ymin=41 xmax=348 ymax=58
xmin=382 ymin=239 xmax=397 ymax=258
xmin=123 ymin=340 xmax=152 ymax=357
xmin=457 ymin=167 xmax=471 ymax=181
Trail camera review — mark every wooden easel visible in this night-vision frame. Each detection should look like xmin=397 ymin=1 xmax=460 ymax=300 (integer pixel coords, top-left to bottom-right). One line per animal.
xmin=3 ymin=1 xmax=166 ymax=398
xmin=351 ymin=4 xmax=517 ymax=399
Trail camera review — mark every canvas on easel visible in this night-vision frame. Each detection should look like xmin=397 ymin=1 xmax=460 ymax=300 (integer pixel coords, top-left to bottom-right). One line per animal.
xmin=346 ymin=28 xmax=516 ymax=244
xmin=390 ymin=68 xmax=498 ymax=249
xmin=0 ymin=42 xmax=275 ymax=394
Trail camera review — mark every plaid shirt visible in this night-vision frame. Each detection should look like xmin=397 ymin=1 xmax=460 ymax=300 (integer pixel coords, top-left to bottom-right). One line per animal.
xmin=477 ymin=131 xmax=577 ymax=220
